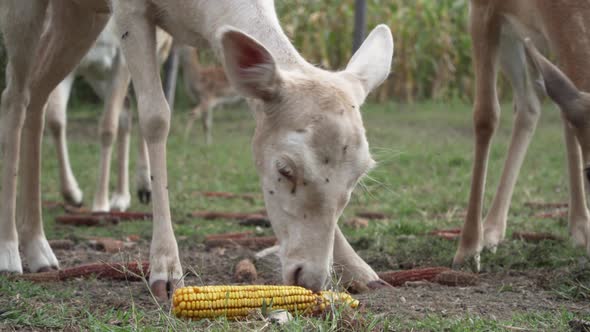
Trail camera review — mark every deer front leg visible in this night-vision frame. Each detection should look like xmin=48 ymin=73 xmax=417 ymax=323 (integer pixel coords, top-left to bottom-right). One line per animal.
xmin=46 ymin=74 xmax=84 ymax=207
xmin=113 ymin=1 xmax=182 ymax=300
xmin=0 ymin=0 xmax=48 ymax=274
xmin=18 ymin=1 xmax=108 ymax=272
xmin=481 ymin=33 xmax=542 ymax=251
xmin=332 ymin=226 xmax=390 ymax=292
xmin=453 ymin=7 xmax=502 ymax=271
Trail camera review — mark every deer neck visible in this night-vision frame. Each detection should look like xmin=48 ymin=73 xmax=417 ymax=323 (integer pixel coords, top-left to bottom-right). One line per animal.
xmin=200 ymin=1 xmax=312 ymax=73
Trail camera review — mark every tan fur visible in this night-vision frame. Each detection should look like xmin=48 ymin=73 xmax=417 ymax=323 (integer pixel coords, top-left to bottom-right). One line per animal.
xmin=180 ymin=46 xmax=240 ymax=144
xmin=454 ymin=0 xmax=590 ymax=269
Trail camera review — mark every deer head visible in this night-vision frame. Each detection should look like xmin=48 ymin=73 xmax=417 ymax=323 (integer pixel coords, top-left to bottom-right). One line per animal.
xmin=219 ymin=25 xmax=393 ymax=291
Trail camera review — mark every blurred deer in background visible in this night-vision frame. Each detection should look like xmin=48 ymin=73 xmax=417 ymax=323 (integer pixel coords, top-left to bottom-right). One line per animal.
xmin=454 ymin=0 xmax=590 ymax=271
xmin=45 ymin=20 xmax=172 ymax=212
xmin=180 ymin=46 xmax=241 ymax=144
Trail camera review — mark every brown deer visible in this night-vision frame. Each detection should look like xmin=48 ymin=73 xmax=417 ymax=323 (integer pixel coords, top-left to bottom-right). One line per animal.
xmin=454 ymin=0 xmax=590 ymax=270
xmin=180 ymin=46 xmax=241 ymax=144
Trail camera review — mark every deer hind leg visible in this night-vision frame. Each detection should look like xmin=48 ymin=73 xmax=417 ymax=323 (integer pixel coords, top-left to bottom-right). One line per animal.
xmin=453 ymin=7 xmax=502 ymax=271
xmin=108 ymin=56 xmax=132 ymax=212
xmin=0 ymin=0 xmax=49 ymax=274
xmin=482 ymin=30 xmax=542 ymax=252
xmin=92 ymin=53 xmax=131 ymax=212
xmin=113 ymin=0 xmax=182 ymax=300
xmin=46 ymin=74 xmax=84 ymax=207
xmin=17 ymin=1 xmax=108 ymax=272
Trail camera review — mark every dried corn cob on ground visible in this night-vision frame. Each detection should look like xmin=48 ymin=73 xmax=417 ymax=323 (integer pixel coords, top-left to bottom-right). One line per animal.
xmin=172 ymin=285 xmax=359 ymax=320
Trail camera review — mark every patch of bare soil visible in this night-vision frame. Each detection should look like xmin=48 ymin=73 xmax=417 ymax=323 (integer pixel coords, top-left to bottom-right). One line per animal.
xmin=18 ymin=242 xmax=590 ymax=323
xmin=357 ymin=270 xmax=589 ymax=322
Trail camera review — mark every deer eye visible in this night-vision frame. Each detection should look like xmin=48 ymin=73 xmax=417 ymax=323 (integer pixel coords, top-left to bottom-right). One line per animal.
xmin=276 ymin=159 xmax=295 ymax=182
xmin=278 ymin=165 xmax=294 ymax=180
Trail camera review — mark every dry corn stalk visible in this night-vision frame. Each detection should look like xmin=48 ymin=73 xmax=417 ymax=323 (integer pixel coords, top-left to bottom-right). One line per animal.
xmin=378 ymin=267 xmax=451 ymax=286
xmin=378 ymin=267 xmax=478 ymax=287
xmin=16 ymin=261 xmax=150 ymax=282
xmin=56 ymin=214 xmax=119 ymax=226
xmin=172 ymin=285 xmax=358 ymax=320
xmin=205 ymin=236 xmax=278 ymax=250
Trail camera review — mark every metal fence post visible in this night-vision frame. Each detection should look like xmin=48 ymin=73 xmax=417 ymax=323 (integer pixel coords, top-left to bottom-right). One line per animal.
xmin=353 ymin=0 xmax=367 ymax=53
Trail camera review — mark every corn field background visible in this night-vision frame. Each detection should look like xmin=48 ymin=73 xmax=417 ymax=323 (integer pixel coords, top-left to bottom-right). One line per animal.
xmin=0 ymin=0 xmax=486 ymax=104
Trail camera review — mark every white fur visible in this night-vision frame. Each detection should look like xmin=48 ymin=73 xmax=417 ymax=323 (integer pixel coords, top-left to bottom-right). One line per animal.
xmin=345 ymin=24 xmax=394 ymax=102
xmin=21 ymin=236 xmax=59 ymax=272
xmin=0 ymin=240 xmax=22 ymax=273
xmin=0 ymin=0 xmax=393 ymax=293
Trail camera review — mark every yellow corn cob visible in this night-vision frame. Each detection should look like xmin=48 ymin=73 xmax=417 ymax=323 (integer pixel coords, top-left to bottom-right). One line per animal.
xmin=172 ymin=285 xmax=359 ymax=320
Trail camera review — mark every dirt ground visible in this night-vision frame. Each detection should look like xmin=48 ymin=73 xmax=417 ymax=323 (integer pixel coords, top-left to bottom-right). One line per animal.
xmin=20 ymin=240 xmax=588 ymax=326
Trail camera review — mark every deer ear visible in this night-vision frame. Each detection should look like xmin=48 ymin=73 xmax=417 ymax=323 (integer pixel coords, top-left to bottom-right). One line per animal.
xmin=524 ymin=38 xmax=590 ymax=118
xmin=344 ymin=24 xmax=394 ymax=103
xmin=219 ymin=27 xmax=282 ymax=101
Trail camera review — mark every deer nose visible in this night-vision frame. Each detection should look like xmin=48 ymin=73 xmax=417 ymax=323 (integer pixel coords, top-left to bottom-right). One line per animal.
xmin=285 ymin=263 xmax=325 ymax=292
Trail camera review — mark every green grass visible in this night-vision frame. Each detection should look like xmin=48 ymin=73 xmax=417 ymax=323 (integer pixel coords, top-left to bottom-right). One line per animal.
xmin=1 ymin=101 xmax=589 ymax=331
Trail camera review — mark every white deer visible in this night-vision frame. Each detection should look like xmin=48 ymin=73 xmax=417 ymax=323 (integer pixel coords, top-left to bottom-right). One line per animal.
xmin=45 ymin=19 xmax=172 ymax=212
xmin=453 ymin=0 xmax=590 ymax=270
xmin=0 ymin=0 xmax=393 ymax=300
